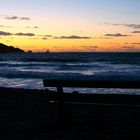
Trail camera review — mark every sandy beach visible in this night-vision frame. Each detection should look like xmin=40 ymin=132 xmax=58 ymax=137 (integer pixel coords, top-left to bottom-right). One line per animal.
xmin=0 ymin=87 xmax=140 ymax=139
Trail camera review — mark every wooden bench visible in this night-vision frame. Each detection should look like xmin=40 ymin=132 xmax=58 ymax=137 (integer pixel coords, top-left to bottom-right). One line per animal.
xmin=43 ymin=79 xmax=140 ymax=104
xmin=43 ymin=79 xmax=140 ymax=124
xmin=43 ymin=79 xmax=140 ymax=93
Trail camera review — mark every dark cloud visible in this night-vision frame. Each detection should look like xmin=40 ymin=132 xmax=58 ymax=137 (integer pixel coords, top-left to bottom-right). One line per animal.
xmin=30 ymin=38 xmax=39 ymax=40
xmin=54 ymin=35 xmax=91 ymax=39
xmin=5 ymin=15 xmax=30 ymax=20
xmin=26 ymin=26 xmax=38 ymax=29
xmin=121 ymin=46 xmax=139 ymax=52
xmin=42 ymin=37 xmax=48 ymax=40
xmin=0 ymin=31 xmax=12 ymax=36
xmin=131 ymin=43 xmax=140 ymax=45
xmin=123 ymin=24 xmax=140 ymax=29
xmin=81 ymin=46 xmax=98 ymax=50
xmin=0 ymin=25 xmax=13 ymax=28
xmin=99 ymin=37 xmax=114 ymax=39
xmin=132 ymin=31 xmax=140 ymax=33
xmin=15 ymin=32 xmax=35 ymax=36
xmin=20 ymin=17 xmax=30 ymax=20
xmin=122 ymin=46 xmax=134 ymax=49
xmin=105 ymin=33 xmax=129 ymax=37
xmin=5 ymin=16 xmax=18 ymax=20
xmin=0 ymin=25 xmax=4 ymax=27
xmin=0 ymin=31 xmax=36 ymax=37
xmin=105 ymin=23 xmax=140 ymax=29
xmin=38 ymin=35 xmax=52 ymax=38
xmin=44 ymin=35 xmax=52 ymax=37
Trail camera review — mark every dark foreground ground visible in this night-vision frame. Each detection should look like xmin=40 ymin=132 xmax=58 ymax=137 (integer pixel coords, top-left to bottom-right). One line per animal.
xmin=0 ymin=88 xmax=140 ymax=140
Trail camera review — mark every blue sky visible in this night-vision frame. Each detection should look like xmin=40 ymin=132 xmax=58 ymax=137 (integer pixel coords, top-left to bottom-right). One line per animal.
xmin=1 ymin=0 xmax=140 ymax=20
xmin=0 ymin=0 xmax=140 ymax=52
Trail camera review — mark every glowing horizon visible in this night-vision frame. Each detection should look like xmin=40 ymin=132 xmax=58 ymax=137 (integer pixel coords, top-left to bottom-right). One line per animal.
xmin=0 ymin=0 xmax=140 ymax=52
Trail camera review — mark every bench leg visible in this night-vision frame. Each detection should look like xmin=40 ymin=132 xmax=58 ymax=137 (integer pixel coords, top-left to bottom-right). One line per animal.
xmin=58 ymin=96 xmax=72 ymax=125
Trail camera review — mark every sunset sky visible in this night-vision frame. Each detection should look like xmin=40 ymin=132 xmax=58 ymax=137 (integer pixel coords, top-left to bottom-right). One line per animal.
xmin=0 ymin=0 xmax=140 ymax=52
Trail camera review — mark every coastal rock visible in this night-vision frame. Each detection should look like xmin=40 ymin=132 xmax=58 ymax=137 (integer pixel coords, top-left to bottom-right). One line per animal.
xmin=0 ymin=43 xmax=24 ymax=53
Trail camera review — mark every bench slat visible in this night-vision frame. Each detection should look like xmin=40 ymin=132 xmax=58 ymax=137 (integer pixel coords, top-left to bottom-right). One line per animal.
xmin=43 ymin=80 xmax=140 ymax=89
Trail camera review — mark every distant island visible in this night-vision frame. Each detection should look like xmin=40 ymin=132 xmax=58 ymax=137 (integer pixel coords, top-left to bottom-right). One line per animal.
xmin=0 ymin=43 xmax=24 ymax=53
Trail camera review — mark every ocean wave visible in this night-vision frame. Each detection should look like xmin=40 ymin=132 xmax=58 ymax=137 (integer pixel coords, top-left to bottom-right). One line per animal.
xmin=0 ymin=52 xmax=140 ymax=92
xmin=0 ymin=77 xmax=140 ymax=95
xmin=0 ymin=52 xmax=140 ymax=64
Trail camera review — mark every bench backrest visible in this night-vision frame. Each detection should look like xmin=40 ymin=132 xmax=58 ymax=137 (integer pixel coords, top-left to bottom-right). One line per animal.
xmin=43 ymin=79 xmax=140 ymax=93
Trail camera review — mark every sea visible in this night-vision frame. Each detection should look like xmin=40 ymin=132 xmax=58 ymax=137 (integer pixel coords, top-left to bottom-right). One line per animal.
xmin=0 ymin=52 xmax=140 ymax=94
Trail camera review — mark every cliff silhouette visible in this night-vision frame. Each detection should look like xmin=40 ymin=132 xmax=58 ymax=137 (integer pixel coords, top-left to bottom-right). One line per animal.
xmin=0 ymin=43 xmax=24 ymax=53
